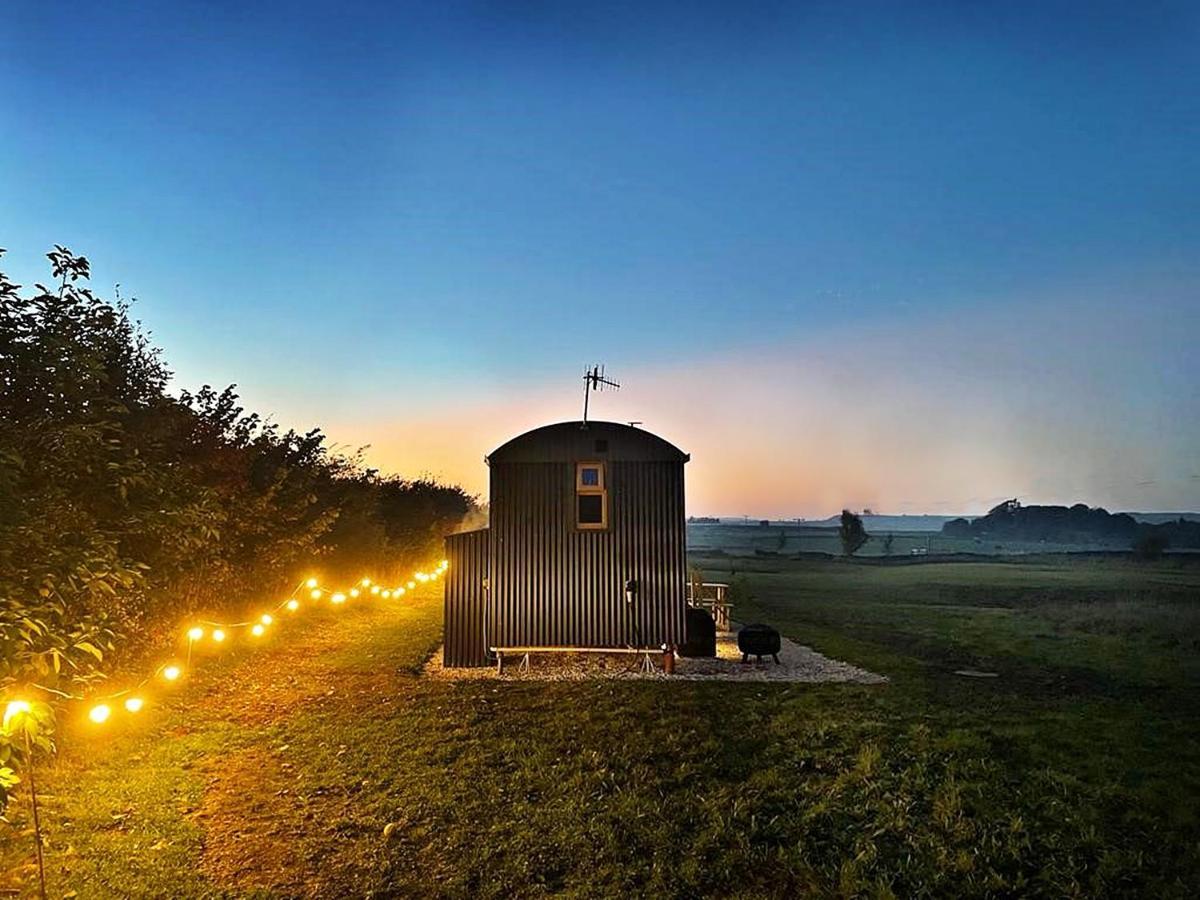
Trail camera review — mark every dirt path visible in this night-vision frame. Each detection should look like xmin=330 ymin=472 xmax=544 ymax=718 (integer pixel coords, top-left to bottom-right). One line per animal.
xmin=184 ymin=607 xmax=430 ymax=897
xmin=188 ymin=616 xmax=363 ymax=895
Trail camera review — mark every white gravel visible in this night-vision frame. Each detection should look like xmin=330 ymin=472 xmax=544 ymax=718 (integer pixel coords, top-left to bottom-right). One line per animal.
xmin=421 ymin=628 xmax=886 ymax=684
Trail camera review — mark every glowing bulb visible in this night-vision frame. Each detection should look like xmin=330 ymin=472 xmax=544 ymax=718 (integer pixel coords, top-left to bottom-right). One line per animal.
xmin=361 ymin=577 xmax=371 ymax=587
xmin=260 ymin=613 xmax=273 ymax=625
xmin=310 ymin=589 xmax=322 ymax=600
xmin=124 ymin=696 xmax=144 ymax=713
xmin=89 ymin=703 xmax=111 ymax=724
xmin=407 ymin=581 xmax=415 ymax=590
xmin=441 ymin=559 xmax=449 ymax=568
xmin=251 ymin=623 xmax=265 ymax=637
xmin=286 ymin=599 xmax=299 ymax=611
xmin=397 ymin=587 xmax=405 ymax=596
xmin=212 ymin=629 xmax=226 ymax=643
xmin=382 ymin=590 xmax=392 ymax=599
xmin=163 ymin=665 xmax=182 ymax=681
xmin=306 ymin=578 xmax=318 ymax=589
xmin=331 ymin=593 xmax=346 ymax=605
xmin=349 ymin=588 xmax=360 ymax=598
xmin=370 ymin=585 xmax=380 ymax=595
xmin=3 ymin=700 xmax=31 ymax=730
xmin=187 ymin=626 xmax=204 ymax=641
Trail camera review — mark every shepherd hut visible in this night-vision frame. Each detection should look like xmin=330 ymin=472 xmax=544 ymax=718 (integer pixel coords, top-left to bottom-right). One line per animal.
xmin=443 ymin=420 xmax=689 ymax=667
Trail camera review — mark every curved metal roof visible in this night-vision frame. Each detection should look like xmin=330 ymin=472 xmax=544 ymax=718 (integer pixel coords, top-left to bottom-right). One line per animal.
xmin=487 ymin=420 xmax=689 ymax=464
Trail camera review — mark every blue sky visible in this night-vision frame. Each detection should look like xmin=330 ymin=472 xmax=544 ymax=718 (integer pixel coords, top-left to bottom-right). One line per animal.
xmin=2 ymin=1 xmax=1197 ymax=513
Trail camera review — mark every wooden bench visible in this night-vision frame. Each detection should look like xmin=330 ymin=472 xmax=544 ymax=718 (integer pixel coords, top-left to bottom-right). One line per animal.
xmin=491 ymin=646 xmax=662 ymax=675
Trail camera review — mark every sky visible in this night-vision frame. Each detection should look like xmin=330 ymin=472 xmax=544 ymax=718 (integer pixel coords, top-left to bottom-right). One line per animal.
xmin=2 ymin=1 xmax=1197 ymax=516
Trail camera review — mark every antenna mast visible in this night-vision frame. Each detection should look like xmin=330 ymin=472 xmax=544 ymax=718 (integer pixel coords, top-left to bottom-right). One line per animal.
xmin=582 ymin=364 xmax=620 ymax=423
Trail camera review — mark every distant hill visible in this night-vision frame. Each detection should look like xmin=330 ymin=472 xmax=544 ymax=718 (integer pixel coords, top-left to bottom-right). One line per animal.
xmin=942 ymin=500 xmax=1200 ymax=550
xmin=1126 ymin=512 xmax=1200 ymax=525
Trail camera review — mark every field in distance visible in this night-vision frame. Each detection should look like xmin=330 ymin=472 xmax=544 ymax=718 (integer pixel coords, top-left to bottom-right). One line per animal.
xmin=688 ymin=521 xmax=1163 ymax=557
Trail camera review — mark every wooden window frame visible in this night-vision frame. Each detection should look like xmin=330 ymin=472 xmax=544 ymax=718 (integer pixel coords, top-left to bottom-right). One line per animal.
xmin=575 ymin=461 xmax=608 ymax=530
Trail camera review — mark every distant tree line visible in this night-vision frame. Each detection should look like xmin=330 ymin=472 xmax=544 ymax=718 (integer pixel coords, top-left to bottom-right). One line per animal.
xmin=942 ymin=499 xmax=1199 ymax=555
xmin=0 ymin=247 xmax=473 ymax=706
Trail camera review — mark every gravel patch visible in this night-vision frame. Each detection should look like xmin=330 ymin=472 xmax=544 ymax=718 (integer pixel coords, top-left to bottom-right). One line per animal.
xmin=422 ymin=628 xmax=886 ymax=684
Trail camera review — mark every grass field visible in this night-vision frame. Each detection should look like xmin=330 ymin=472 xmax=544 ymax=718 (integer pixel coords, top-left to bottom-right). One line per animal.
xmin=686 ymin=522 xmax=1146 ymax=557
xmin=2 ymin=557 xmax=1198 ymax=897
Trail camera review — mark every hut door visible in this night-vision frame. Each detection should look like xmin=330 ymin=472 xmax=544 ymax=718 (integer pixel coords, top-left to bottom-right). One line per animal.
xmin=443 ymin=529 xmax=490 ymax=667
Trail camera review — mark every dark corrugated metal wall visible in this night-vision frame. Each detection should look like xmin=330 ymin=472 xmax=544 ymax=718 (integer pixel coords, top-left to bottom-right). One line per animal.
xmin=487 ymin=460 xmax=686 ymax=649
xmin=443 ymin=529 xmax=489 ymax=667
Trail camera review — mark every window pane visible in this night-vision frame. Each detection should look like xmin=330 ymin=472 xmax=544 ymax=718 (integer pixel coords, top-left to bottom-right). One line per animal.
xmin=578 ymin=493 xmax=604 ymax=525
xmin=580 ymin=467 xmax=600 ymax=487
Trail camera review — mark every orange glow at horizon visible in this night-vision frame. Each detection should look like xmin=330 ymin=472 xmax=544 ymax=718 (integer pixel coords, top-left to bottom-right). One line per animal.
xmin=291 ymin=299 xmax=1199 ymax=518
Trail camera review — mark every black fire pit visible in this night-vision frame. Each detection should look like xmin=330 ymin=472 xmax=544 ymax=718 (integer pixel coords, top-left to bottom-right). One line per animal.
xmin=737 ymin=623 xmax=781 ymax=664
xmin=679 ymin=608 xmax=716 ymax=658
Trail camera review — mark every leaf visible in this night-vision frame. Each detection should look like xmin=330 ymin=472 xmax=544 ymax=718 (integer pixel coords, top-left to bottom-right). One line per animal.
xmin=74 ymin=641 xmax=104 ymax=661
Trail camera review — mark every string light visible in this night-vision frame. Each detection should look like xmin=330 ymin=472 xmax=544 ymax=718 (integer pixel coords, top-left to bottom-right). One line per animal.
xmin=7 ymin=563 xmax=444 ymax=730
xmin=3 ymin=700 xmax=30 ymax=730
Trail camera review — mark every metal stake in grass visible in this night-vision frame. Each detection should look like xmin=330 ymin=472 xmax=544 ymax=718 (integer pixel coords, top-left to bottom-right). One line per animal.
xmin=24 ymin=729 xmax=47 ymax=900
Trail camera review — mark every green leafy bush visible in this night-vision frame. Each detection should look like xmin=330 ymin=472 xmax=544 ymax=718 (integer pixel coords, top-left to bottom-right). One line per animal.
xmin=0 ymin=246 xmax=473 ymax=802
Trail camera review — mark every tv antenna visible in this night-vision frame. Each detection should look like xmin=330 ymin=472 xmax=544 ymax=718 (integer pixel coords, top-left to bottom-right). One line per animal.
xmin=581 ymin=364 xmax=619 ymax=423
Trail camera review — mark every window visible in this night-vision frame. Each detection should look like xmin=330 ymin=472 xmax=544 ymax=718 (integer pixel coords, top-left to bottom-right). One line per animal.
xmin=575 ymin=462 xmax=607 ymax=529
xmin=576 ymin=463 xmax=604 ymax=490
